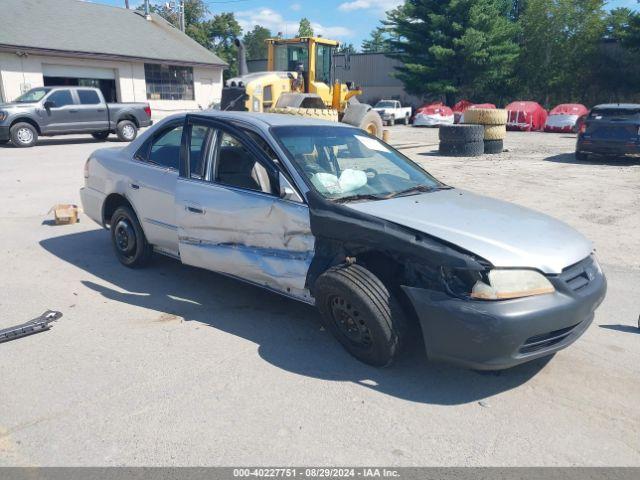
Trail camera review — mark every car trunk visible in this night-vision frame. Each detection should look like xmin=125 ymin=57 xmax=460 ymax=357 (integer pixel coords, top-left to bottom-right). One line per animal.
xmin=586 ymin=108 xmax=640 ymax=143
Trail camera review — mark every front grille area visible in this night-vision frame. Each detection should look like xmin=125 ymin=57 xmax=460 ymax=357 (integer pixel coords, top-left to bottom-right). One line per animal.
xmin=520 ymin=323 xmax=581 ymax=354
xmin=559 ymin=255 xmax=597 ymax=292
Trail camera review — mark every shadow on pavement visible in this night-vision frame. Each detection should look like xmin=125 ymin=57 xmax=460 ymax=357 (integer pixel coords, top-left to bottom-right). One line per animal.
xmin=40 ymin=229 xmax=551 ymax=405
xmin=600 ymin=324 xmax=640 ymax=335
xmin=545 ymin=153 xmax=640 ymax=166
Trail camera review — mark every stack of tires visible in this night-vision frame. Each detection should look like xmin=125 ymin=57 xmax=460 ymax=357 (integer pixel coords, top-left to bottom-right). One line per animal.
xmin=462 ymin=108 xmax=508 ymax=154
xmin=438 ymin=124 xmax=485 ymax=157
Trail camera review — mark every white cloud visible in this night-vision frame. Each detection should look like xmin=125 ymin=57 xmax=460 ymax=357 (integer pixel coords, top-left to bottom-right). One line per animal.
xmin=236 ymin=7 xmax=353 ymax=39
xmin=338 ymin=0 xmax=402 ymax=13
xmin=290 ymin=3 xmax=301 ymax=11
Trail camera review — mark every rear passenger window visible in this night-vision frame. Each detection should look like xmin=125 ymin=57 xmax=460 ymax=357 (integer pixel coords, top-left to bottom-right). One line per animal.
xmin=47 ymin=90 xmax=74 ymax=108
xmin=78 ymin=90 xmax=101 ymax=105
xmin=147 ymin=125 xmax=182 ymax=170
xmin=189 ymin=125 xmax=213 ymax=180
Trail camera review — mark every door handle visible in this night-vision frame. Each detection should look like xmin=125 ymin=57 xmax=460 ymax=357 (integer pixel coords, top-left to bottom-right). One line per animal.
xmin=130 ymin=183 xmax=140 ymax=190
xmin=186 ymin=205 xmax=204 ymax=214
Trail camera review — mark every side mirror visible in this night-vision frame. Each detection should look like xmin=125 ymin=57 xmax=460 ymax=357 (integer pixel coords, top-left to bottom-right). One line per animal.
xmin=279 ymin=172 xmax=303 ymax=203
xmin=43 ymin=100 xmax=55 ymax=110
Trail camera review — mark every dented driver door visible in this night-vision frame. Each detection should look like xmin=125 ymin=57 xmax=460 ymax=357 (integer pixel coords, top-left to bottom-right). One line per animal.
xmin=175 ymin=116 xmax=315 ymax=303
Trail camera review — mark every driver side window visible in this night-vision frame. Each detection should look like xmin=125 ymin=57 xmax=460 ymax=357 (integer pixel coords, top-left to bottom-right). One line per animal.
xmin=46 ymin=90 xmax=74 ymax=108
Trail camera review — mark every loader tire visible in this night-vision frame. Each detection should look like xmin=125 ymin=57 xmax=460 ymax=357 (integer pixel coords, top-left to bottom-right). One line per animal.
xmin=484 ymin=139 xmax=504 ymax=154
xmin=463 ymin=108 xmax=508 ymax=125
xmin=276 ymin=107 xmax=339 ymax=122
xmin=483 ymin=124 xmax=507 ymax=140
xmin=439 ymin=124 xmax=484 ymax=143
xmin=439 ymin=140 xmax=484 ymax=157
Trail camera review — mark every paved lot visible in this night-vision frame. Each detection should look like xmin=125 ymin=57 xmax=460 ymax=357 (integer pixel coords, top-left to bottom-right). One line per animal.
xmin=0 ymin=127 xmax=639 ymax=466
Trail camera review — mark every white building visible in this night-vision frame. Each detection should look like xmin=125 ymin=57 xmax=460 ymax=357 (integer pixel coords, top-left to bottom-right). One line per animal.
xmin=0 ymin=0 xmax=226 ymax=119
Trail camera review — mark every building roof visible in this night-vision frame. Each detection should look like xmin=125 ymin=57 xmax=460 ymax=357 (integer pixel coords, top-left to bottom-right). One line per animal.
xmin=0 ymin=0 xmax=226 ymax=67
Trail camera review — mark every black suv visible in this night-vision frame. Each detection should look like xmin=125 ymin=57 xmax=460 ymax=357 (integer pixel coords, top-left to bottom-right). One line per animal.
xmin=576 ymin=104 xmax=640 ymax=160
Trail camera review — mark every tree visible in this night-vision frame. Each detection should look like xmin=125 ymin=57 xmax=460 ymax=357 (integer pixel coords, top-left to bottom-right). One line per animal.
xmin=517 ymin=0 xmax=606 ymax=105
xmin=385 ymin=0 xmax=520 ymax=105
xmin=337 ymin=43 xmax=357 ymax=54
xmin=298 ymin=18 xmax=314 ymax=37
xmin=142 ymin=0 xmax=210 ymax=48
xmin=208 ymin=12 xmax=243 ymax=78
xmin=361 ymin=28 xmax=388 ymax=53
xmin=244 ymin=25 xmax=272 ymax=60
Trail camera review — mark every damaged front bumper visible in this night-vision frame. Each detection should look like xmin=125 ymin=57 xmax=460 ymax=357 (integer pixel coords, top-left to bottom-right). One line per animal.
xmin=402 ymin=259 xmax=607 ymax=370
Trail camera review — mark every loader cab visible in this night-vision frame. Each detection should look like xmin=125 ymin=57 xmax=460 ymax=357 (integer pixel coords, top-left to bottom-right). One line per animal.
xmin=266 ymin=37 xmax=338 ymax=100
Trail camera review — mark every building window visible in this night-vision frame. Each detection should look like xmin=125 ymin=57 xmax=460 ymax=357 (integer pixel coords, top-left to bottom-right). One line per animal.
xmin=144 ymin=63 xmax=194 ymax=101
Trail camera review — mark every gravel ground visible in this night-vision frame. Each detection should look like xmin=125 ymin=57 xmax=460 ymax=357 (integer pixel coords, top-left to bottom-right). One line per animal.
xmin=0 ymin=126 xmax=639 ymax=466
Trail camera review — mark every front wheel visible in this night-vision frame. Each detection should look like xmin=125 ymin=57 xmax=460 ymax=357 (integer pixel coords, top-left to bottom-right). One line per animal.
xmin=110 ymin=206 xmax=152 ymax=268
xmin=403 ymin=115 xmax=410 ymax=125
xmin=116 ymin=120 xmax=138 ymax=142
xmin=10 ymin=122 xmax=38 ymax=148
xmin=314 ymin=264 xmax=406 ymax=367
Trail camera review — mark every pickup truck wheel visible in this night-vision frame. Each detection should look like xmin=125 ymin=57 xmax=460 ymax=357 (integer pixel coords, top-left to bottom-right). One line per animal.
xmin=116 ymin=120 xmax=137 ymax=142
xmin=92 ymin=132 xmax=110 ymax=141
xmin=314 ymin=264 xmax=406 ymax=367
xmin=110 ymin=206 xmax=152 ymax=268
xmin=403 ymin=115 xmax=410 ymax=125
xmin=10 ymin=122 xmax=38 ymax=148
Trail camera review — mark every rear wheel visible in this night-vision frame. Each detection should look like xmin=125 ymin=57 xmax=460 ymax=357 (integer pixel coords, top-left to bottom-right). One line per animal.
xmin=92 ymin=131 xmax=110 ymax=141
xmin=116 ymin=120 xmax=137 ymax=142
xmin=110 ymin=206 xmax=152 ymax=268
xmin=10 ymin=122 xmax=38 ymax=148
xmin=314 ymin=264 xmax=406 ymax=367
xmin=403 ymin=115 xmax=410 ymax=125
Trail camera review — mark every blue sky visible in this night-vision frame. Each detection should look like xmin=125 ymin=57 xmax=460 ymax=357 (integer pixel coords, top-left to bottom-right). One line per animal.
xmin=95 ymin=0 xmax=639 ymax=48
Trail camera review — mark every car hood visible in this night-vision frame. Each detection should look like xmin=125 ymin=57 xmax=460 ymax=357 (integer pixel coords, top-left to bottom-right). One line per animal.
xmin=345 ymin=189 xmax=593 ymax=274
xmin=0 ymin=102 xmax=36 ymax=110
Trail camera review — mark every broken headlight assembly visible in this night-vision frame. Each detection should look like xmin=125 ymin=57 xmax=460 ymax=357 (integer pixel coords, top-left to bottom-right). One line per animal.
xmin=441 ymin=267 xmax=555 ymax=301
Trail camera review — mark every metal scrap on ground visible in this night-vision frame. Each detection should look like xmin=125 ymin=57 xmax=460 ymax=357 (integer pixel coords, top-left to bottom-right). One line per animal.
xmin=0 ymin=310 xmax=62 ymax=344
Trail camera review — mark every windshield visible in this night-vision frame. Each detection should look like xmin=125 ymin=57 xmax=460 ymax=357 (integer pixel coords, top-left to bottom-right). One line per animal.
xmin=273 ymin=41 xmax=309 ymax=72
xmin=273 ymin=126 xmax=443 ymax=201
xmin=590 ymin=108 xmax=640 ymax=120
xmin=374 ymin=101 xmax=396 ymax=109
xmin=14 ymin=88 xmax=51 ymax=103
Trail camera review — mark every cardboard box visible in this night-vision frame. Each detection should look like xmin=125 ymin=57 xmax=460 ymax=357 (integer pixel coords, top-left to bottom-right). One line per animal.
xmin=49 ymin=204 xmax=79 ymax=225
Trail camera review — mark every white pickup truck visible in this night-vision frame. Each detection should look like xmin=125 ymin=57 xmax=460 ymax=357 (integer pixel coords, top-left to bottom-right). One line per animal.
xmin=372 ymin=100 xmax=412 ymax=126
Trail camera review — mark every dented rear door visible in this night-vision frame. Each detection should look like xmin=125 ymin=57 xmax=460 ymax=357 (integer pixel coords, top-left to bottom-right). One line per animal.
xmin=175 ymin=116 xmax=315 ymax=302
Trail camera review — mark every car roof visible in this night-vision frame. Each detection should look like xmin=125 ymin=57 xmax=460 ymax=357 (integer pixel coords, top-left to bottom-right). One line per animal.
xmin=189 ymin=110 xmax=353 ymax=129
xmin=592 ymin=103 xmax=640 ymax=110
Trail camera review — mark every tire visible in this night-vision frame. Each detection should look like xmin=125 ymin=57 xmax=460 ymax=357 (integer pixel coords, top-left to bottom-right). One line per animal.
xmin=403 ymin=115 xmax=410 ymax=125
xmin=439 ymin=140 xmax=484 ymax=157
xmin=388 ymin=115 xmax=395 ymax=126
xmin=116 ymin=120 xmax=138 ymax=142
xmin=91 ymin=131 xmax=110 ymax=141
xmin=483 ymin=124 xmax=507 ymax=140
xmin=10 ymin=122 xmax=38 ymax=148
xmin=439 ymin=124 xmax=484 ymax=143
xmin=575 ymin=151 xmax=589 ymax=161
xmin=484 ymin=139 xmax=504 ymax=154
xmin=110 ymin=206 xmax=153 ymax=268
xmin=314 ymin=264 xmax=406 ymax=367
xmin=353 ymin=110 xmax=384 ymax=138
xmin=463 ymin=108 xmax=508 ymax=125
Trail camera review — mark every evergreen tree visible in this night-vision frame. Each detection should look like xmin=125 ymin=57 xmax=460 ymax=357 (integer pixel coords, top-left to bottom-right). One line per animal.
xmin=361 ymin=28 xmax=388 ymax=53
xmin=385 ymin=0 xmax=519 ymax=105
xmin=337 ymin=43 xmax=357 ymax=54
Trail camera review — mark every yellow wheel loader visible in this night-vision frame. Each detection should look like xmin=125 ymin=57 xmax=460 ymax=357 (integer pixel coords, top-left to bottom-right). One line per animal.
xmin=220 ymin=36 xmax=384 ymax=138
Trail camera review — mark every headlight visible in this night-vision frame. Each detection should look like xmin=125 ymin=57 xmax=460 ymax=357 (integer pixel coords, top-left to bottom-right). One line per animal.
xmin=0 ymin=112 xmax=7 ymax=121
xmin=471 ymin=269 xmax=555 ymax=300
xmin=442 ymin=267 xmax=555 ymax=300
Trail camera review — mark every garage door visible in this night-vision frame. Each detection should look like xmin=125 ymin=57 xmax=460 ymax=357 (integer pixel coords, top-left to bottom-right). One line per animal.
xmin=42 ymin=64 xmax=116 ymax=80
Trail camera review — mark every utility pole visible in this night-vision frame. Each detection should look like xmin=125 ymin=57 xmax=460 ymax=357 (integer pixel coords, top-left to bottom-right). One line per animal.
xmin=179 ymin=0 xmax=185 ymax=33
xmin=124 ymin=0 xmax=129 ymax=8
